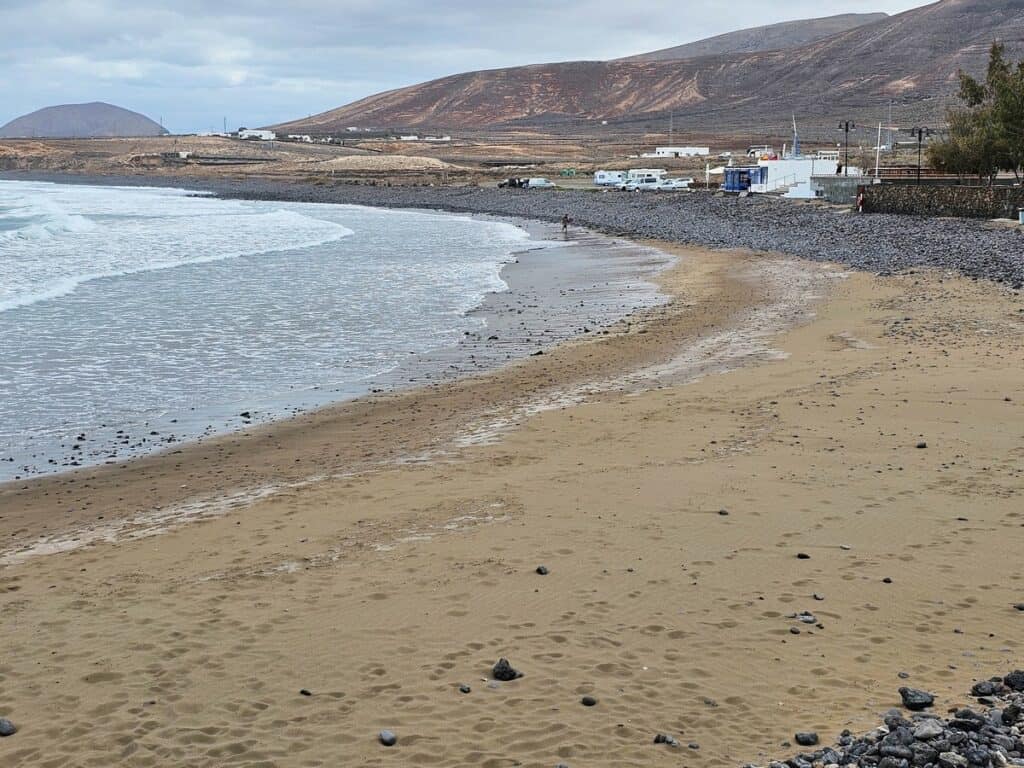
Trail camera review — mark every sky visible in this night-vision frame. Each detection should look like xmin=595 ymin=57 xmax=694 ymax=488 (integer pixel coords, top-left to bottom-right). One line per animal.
xmin=1 ymin=0 xmax=926 ymax=133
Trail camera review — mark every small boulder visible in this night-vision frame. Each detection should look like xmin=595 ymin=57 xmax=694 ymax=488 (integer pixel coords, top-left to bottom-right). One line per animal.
xmin=379 ymin=730 xmax=397 ymax=747
xmin=581 ymin=695 xmax=597 ymax=707
xmin=535 ymin=565 xmax=549 ymax=575
xmin=1003 ymin=670 xmax=1024 ymax=692
xmin=795 ymin=732 xmax=819 ymax=746
xmin=492 ymin=658 xmax=522 ymax=681
xmin=899 ymin=687 xmax=935 ymax=711
xmin=0 ymin=718 xmax=16 ymax=737
xmin=914 ymin=720 xmax=945 ymax=740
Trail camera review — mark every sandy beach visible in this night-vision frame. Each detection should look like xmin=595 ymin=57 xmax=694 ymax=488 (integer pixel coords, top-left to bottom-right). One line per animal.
xmin=1 ymin=228 xmax=1022 ymax=767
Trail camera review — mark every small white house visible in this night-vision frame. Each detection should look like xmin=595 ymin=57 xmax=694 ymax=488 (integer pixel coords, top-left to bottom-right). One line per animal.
xmin=287 ymin=134 xmax=313 ymax=143
xmin=399 ymin=135 xmax=420 ymax=141
xmin=424 ymin=135 xmax=452 ymax=142
xmin=239 ymin=129 xmax=276 ymax=141
xmin=748 ymin=157 xmax=863 ymax=198
xmin=593 ymin=170 xmax=627 ymax=186
xmin=642 ymin=146 xmax=710 ymax=158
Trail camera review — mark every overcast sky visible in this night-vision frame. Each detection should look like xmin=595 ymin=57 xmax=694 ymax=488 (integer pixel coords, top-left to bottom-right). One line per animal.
xmin=1 ymin=0 xmax=925 ymax=133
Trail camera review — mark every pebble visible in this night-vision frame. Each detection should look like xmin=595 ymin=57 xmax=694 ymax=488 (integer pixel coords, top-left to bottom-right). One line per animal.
xmin=379 ymin=730 xmax=397 ymax=747
xmin=0 ymin=718 xmax=16 ymax=737
xmin=917 ymin=442 xmax=928 ymax=449
xmin=581 ymin=695 xmax=598 ymax=707
xmin=900 ymin=686 xmax=936 ymax=710
xmin=536 ymin=565 xmax=549 ymax=575
xmin=492 ymin=658 xmax=522 ymax=681
xmin=459 ymin=684 xmax=471 ymax=694
xmin=796 ymin=732 xmax=820 ymax=746
xmin=299 ymin=689 xmax=312 ymax=696
xmin=797 ymin=553 xmax=811 ymax=560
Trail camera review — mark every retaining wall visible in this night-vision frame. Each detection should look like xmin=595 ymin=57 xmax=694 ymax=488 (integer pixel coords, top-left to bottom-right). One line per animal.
xmin=864 ymin=183 xmax=1024 ymax=219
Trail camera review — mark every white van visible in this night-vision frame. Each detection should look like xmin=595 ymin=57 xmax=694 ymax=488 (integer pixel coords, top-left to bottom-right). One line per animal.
xmin=525 ymin=177 xmax=556 ymax=189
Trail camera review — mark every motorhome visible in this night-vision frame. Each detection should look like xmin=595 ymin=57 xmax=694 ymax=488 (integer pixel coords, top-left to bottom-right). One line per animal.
xmin=593 ymin=170 xmax=627 ymax=186
xmin=626 ymin=168 xmax=667 ymax=181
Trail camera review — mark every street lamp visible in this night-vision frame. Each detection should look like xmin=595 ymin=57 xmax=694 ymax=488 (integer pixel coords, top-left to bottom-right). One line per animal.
xmin=838 ymin=121 xmax=856 ymax=176
xmin=911 ymin=127 xmax=932 ymax=186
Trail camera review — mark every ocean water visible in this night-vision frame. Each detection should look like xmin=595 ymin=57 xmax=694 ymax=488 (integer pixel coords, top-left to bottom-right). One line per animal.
xmin=0 ymin=180 xmax=568 ymax=479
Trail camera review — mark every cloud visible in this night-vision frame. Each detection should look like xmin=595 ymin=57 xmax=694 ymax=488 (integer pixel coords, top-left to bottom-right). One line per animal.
xmin=0 ymin=0 xmax=924 ymax=132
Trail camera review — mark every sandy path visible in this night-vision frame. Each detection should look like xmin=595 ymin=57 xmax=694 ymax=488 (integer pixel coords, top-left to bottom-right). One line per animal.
xmin=1 ymin=247 xmax=1022 ymax=768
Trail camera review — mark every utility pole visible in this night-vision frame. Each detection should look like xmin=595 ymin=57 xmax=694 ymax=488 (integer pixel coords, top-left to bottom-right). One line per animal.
xmin=887 ymin=101 xmax=893 ymax=150
xmin=911 ymin=127 xmax=931 ymax=186
xmin=838 ymin=121 xmax=855 ymax=176
xmin=669 ymin=111 xmax=673 ymax=146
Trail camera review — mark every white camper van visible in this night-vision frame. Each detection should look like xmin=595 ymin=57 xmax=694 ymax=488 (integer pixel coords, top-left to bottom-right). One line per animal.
xmin=593 ymin=170 xmax=627 ymax=186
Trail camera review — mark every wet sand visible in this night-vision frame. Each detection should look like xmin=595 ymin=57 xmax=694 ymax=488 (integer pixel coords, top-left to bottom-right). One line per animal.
xmin=1 ymin=241 xmax=1023 ymax=767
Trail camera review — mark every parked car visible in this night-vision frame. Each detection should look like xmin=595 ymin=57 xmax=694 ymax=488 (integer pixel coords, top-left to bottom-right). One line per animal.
xmin=718 ymin=151 xmax=733 ymax=159
xmin=498 ymin=177 xmax=527 ymax=188
xmin=525 ymin=177 xmax=556 ymax=189
xmin=655 ymin=177 xmax=694 ymax=191
xmin=619 ymin=175 xmax=661 ymax=192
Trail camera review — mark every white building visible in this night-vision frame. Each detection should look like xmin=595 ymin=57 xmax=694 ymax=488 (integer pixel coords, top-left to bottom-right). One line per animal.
xmin=747 ymin=157 xmax=862 ymax=198
xmin=287 ymin=134 xmax=313 ymax=143
xmin=398 ymin=135 xmax=420 ymax=141
xmin=641 ymin=146 xmax=710 ymax=158
xmin=424 ymin=135 xmax=452 ymax=142
xmin=239 ymin=129 xmax=276 ymax=141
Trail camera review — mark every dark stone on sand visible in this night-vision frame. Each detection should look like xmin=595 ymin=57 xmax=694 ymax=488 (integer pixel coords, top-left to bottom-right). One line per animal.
xmin=0 ymin=718 xmax=16 ymax=737
xmin=459 ymin=684 xmax=471 ymax=694
xmin=971 ymin=681 xmax=1000 ymax=697
xmin=536 ymin=565 xmax=549 ymax=575
xmin=884 ymin=577 xmax=894 ymax=584
xmin=299 ymin=688 xmax=312 ymax=696
xmin=492 ymin=658 xmax=522 ymax=681
xmin=379 ymin=730 xmax=397 ymax=747
xmin=790 ymin=627 xmax=801 ymax=635
xmin=1014 ymin=603 xmax=1024 ymax=612
xmin=795 ymin=732 xmax=819 ymax=746
xmin=240 ymin=411 xmax=251 ymax=419
xmin=1002 ymin=703 xmax=1020 ymax=724
xmin=581 ymin=695 xmax=598 ymax=707
xmin=1004 ymin=670 xmax=1024 ymax=692
xmin=718 ymin=509 xmax=729 ymax=515
xmin=900 ymin=687 xmax=936 ymax=710
xmin=688 ymin=742 xmax=701 ymax=750
xmin=797 ymin=553 xmax=811 ymax=559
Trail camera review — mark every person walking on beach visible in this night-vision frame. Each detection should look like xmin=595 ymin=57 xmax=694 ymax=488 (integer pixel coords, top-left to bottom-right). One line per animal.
xmin=561 ymin=213 xmax=571 ymax=233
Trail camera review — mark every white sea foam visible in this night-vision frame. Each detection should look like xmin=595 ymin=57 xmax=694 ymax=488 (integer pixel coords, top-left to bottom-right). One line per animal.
xmin=0 ymin=180 xmax=564 ymax=480
xmin=0 ymin=182 xmax=354 ymax=312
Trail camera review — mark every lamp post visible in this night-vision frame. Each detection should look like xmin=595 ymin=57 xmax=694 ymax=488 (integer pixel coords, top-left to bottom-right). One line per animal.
xmin=838 ymin=121 xmax=856 ymax=176
xmin=911 ymin=127 xmax=932 ymax=186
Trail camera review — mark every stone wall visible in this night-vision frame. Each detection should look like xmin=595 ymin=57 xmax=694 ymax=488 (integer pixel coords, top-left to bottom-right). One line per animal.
xmin=864 ymin=183 xmax=1024 ymax=219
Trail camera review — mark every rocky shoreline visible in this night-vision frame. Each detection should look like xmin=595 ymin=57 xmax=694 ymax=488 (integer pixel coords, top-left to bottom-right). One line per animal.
xmin=753 ymin=674 xmax=1024 ymax=768
xmin=3 ymin=172 xmax=1023 ymax=288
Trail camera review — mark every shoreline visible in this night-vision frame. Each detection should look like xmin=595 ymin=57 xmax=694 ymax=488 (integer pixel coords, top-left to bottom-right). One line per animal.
xmin=0 ymin=180 xmax=673 ymax=482
xmin=0 ymin=238 xmax=823 ymax=565
xmin=2 ymin=170 xmax=1022 ymax=289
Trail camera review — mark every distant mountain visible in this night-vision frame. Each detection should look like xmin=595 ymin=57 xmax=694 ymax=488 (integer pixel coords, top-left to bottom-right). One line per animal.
xmin=620 ymin=13 xmax=888 ymax=62
xmin=0 ymin=102 xmax=168 ymax=139
xmin=274 ymin=0 xmax=1024 ymax=137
